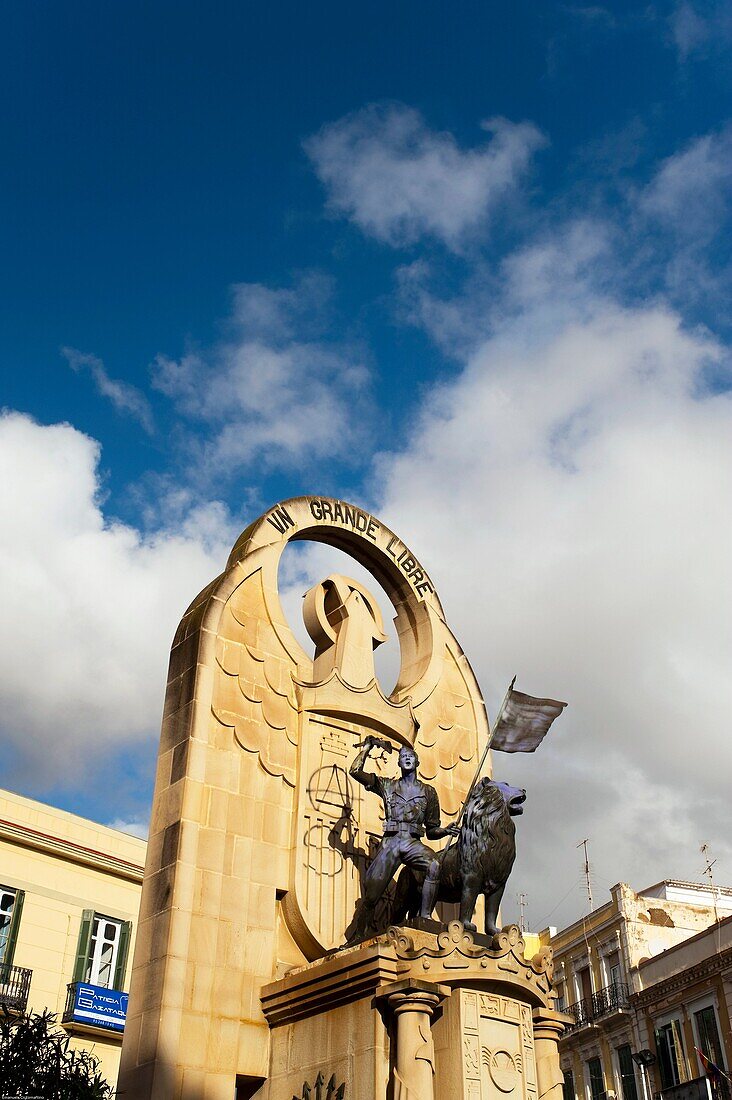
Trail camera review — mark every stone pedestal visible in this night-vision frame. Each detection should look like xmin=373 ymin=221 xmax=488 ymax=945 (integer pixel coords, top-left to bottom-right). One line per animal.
xmin=259 ymin=922 xmax=569 ymax=1100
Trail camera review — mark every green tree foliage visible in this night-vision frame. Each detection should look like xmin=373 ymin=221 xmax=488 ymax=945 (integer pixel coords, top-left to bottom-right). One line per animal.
xmin=0 ymin=1009 xmax=114 ymax=1099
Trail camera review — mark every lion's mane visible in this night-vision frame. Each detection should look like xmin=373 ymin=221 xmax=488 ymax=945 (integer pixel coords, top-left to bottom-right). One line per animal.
xmin=452 ymin=778 xmax=517 ymax=894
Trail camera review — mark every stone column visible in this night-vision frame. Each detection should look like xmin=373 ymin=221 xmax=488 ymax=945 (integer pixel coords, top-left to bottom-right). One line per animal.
xmin=533 ymin=1008 xmax=568 ymax=1100
xmin=377 ymin=980 xmax=450 ymax=1100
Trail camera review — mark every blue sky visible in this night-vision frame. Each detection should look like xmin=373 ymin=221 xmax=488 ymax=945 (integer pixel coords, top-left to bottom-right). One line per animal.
xmin=2 ymin=1 xmax=731 ymax=928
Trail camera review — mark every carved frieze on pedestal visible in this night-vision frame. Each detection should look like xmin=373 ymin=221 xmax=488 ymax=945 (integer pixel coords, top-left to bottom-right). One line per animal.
xmin=433 ymin=987 xmax=539 ymax=1100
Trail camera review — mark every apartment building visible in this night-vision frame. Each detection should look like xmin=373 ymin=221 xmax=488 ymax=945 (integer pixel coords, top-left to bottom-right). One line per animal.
xmin=634 ymin=914 xmax=732 ymax=1100
xmin=0 ymin=786 xmax=145 ymax=1086
xmin=542 ymin=881 xmax=732 ymax=1100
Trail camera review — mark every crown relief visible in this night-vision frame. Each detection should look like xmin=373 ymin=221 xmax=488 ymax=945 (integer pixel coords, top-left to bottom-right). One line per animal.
xmin=379 ymin=921 xmax=556 ymax=1003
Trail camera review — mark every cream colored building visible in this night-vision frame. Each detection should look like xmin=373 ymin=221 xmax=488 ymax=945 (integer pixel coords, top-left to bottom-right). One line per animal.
xmin=0 ymin=785 xmax=145 ymax=1087
xmin=634 ymin=913 xmax=732 ymax=1100
xmin=541 ymin=881 xmax=732 ymax=1100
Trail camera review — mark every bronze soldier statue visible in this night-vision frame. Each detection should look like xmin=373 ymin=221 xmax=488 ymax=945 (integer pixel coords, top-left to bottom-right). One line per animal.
xmin=346 ymin=735 xmax=458 ymax=942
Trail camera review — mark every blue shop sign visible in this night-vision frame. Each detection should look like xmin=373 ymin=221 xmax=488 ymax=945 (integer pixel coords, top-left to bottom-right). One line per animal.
xmin=69 ymin=983 xmax=127 ymax=1032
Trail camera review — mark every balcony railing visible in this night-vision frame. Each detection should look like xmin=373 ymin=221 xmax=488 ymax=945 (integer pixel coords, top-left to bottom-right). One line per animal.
xmin=565 ymin=995 xmax=594 ymax=1029
xmin=563 ymin=982 xmax=630 ymax=1033
xmin=592 ymin=980 xmax=630 ymax=1016
xmin=0 ymin=961 xmax=32 ymax=1013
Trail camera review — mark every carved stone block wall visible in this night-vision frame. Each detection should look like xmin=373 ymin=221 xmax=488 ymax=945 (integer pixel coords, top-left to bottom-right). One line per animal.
xmin=264 ymin=995 xmax=390 ymax=1100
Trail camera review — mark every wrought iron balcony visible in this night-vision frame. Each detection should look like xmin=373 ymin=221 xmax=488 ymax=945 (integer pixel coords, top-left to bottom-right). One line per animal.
xmin=592 ymin=980 xmax=630 ymax=1017
xmin=565 ymin=994 xmax=594 ymax=1030
xmin=563 ymin=982 xmax=630 ymax=1033
xmin=0 ymin=961 xmax=32 ymax=1013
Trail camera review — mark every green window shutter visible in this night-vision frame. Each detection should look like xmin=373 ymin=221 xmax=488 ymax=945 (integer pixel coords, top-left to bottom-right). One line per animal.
xmin=113 ymin=921 xmax=132 ymax=991
xmin=4 ymin=889 xmax=25 ymax=967
xmin=73 ymin=910 xmax=95 ymax=982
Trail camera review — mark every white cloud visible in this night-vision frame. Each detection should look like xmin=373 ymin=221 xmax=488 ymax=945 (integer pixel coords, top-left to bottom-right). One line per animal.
xmin=152 ymin=273 xmax=372 ymax=477
xmin=373 ymin=267 xmax=732 ymax=927
xmin=639 ymin=127 xmax=732 ymax=240
xmin=396 ymin=220 xmax=613 ymax=357
xmin=631 ymin=127 xmax=732 ymax=316
xmin=107 ymin=817 xmax=149 ymax=840
xmin=670 ymin=2 xmax=709 ymax=59
xmin=669 ymin=2 xmax=732 ymax=61
xmin=62 ymin=347 xmax=154 ymax=434
xmin=0 ymin=411 xmax=233 ymax=785
xmin=304 ymin=104 xmax=545 ymax=250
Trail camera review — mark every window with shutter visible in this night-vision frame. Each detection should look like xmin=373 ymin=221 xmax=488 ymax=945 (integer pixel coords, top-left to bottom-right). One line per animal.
xmin=74 ymin=911 xmax=131 ymax=989
xmin=0 ymin=887 xmax=25 ymax=968
xmin=694 ymin=1006 xmax=725 ymax=1071
xmin=617 ymin=1044 xmax=639 ymax=1100
xmin=587 ymin=1057 xmax=605 ymax=1100
xmin=655 ymin=1020 xmax=687 ymax=1088
xmin=113 ymin=921 xmax=132 ymax=990
xmin=607 ymin=951 xmax=621 ymax=987
xmin=73 ymin=909 xmax=95 ymax=982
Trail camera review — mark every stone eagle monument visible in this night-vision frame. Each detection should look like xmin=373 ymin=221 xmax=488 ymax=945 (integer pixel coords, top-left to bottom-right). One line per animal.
xmin=118 ymin=497 xmax=568 ymax=1100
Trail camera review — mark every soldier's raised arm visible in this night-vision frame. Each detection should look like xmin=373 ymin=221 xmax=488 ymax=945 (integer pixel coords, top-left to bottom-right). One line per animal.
xmin=350 ymin=736 xmax=383 ymax=791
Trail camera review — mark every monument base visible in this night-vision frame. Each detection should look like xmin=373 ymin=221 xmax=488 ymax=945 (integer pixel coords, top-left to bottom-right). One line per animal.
xmin=260 ymin=922 xmax=568 ymax=1100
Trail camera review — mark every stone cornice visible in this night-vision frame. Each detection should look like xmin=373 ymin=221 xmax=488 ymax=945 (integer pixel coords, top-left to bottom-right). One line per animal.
xmin=0 ymin=818 xmax=145 ymax=883
xmin=261 ymin=922 xmax=561 ymax=1027
xmin=261 ymin=940 xmax=402 ymax=1025
xmin=632 ymin=946 xmax=732 ymax=1008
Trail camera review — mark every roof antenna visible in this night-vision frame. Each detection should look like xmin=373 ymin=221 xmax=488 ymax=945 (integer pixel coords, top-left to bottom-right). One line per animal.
xmin=701 ymin=843 xmax=723 ymax=956
xmin=577 ymin=838 xmax=594 ymax=911
xmin=700 ymin=843 xmax=720 ymax=925
xmin=517 ymin=891 xmax=528 ymax=934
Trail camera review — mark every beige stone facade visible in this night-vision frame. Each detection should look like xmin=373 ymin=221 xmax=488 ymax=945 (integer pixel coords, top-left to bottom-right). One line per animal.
xmin=0 ymin=785 xmax=145 ymax=1087
xmin=541 ymin=881 xmax=732 ymax=1100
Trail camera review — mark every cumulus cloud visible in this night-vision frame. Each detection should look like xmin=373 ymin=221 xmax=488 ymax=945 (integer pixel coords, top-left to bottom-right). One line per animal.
xmin=0 ymin=411 xmax=233 ymax=785
xmin=152 ymin=272 xmax=372 ymax=478
xmin=630 ymin=127 xmax=732 ymax=317
xmin=396 ymin=220 xmax=613 ymax=357
xmin=373 ymin=260 xmax=732 ymax=927
xmin=639 ymin=127 xmax=732 ymax=241
xmin=304 ymin=103 xmax=545 ymax=250
xmin=62 ymin=346 xmax=154 ymax=434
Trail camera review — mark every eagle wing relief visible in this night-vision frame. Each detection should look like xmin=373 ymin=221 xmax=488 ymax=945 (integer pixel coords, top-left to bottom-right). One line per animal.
xmin=412 ymin=642 xmax=486 ymax=818
xmin=212 ymin=566 xmax=301 ymax=787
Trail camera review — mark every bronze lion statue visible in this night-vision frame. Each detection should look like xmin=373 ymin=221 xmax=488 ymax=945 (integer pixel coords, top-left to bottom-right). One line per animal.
xmin=390 ymin=778 xmax=526 ymax=936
